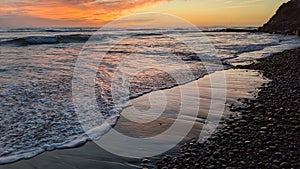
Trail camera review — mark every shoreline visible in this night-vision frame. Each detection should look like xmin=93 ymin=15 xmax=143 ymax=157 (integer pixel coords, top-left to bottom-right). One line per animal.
xmin=156 ymin=47 xmax=300 ymax=168
xmin=0 ymin=68 xmax=268 ymax=169
xmin=3 ymin=28 xmax=298 ymax=165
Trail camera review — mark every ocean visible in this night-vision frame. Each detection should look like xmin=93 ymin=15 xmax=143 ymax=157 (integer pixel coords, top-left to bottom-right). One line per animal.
xmin=0 ymin=27 xmax=300 ymax=164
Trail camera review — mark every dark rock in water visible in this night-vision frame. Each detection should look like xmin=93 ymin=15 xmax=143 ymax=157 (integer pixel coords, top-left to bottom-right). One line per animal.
xmin=202 ymin=28 xmax=258 ymax=33
xmin=259 ymin=0 xmax=300 ymax=35
xmin=0 ymin=69 xmax=8 ymax=72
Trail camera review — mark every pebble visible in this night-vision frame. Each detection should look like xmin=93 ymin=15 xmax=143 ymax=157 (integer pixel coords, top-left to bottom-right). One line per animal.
xmin=279 ymin=162 xmax=290 ymax=168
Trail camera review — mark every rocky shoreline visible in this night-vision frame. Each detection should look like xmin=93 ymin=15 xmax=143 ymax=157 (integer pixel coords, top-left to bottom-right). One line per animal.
xmin=156 ymin=48 xmax=300 ymax=169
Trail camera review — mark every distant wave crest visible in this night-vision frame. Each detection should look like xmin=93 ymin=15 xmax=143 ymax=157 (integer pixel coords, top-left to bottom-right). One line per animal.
xmin=0 ymin=34 xmax=91 ymax=46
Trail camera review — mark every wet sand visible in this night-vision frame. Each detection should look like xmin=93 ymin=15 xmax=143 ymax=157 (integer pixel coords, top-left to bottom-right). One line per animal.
xmin=0 ymin=69 xmax=268 ymax=169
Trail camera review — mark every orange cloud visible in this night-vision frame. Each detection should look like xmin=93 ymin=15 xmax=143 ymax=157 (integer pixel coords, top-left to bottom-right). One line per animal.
xmin=0 ymin=0 xmax=171 ymax=26
xmin=223 ymin=0 xmax=263 ymax=8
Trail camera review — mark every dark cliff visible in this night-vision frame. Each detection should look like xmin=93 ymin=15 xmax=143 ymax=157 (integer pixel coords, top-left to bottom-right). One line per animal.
xmin=259 ymin=0 xmax=300 ymax=35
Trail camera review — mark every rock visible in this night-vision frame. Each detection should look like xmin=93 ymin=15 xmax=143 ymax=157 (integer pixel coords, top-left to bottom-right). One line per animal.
xmin=271 ymin=164 xmax=280 ymax=169
xmin=273 ymin=160 xmax=280 ymax=164
xmin=207 ymin=165 xmax=216 ymax=169
xmin=279 ymin=162 xmax=290 ymax=168
xmin=212 ymin=151 xmax=221 ymax=158
xmin=274 ymin=152 xmax=282 ymax=157
xmin=142 ymin=158 xmax=150 ymax=163
xmin=260 ymin=127 xmax=267 ymax=130
xmin=258 ymin=150 xmax=267 ymax=155
xmin=259 ymin=0 xmax=300 ymax=35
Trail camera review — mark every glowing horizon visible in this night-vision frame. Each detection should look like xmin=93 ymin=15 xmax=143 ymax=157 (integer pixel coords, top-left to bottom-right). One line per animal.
xmin=0 ymin=0 xmax=289 ymax=27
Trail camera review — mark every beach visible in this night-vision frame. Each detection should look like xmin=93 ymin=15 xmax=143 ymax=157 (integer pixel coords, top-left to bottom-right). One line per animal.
xmin=156 ymin=48 xmax=300 ymax=168
xmin=1 ymin=0 xmax=300 ymax=168
xmin=0 ymin=66 xmax=269 ymax=169
xmin=1 ymin=47 xmax=299 ymax=169
xmin=0 ymin=26 xmax=300 ymax=168
xmin=2 ymin=27 xmax=300 ymax=165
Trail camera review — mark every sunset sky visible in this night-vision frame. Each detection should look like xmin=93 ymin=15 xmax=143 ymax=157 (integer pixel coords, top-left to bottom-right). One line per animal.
xmin=0 ymin=0 xmax=289 ymax=27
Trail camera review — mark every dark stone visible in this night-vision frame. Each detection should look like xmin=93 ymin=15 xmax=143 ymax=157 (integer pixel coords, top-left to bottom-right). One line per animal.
xmin=212 ymin=151 xmax=221 ymax=159
xmin=207 ymin=165 xmax=216 ymax=169
xmin=279 ymin=162 xmax=290 ymax=168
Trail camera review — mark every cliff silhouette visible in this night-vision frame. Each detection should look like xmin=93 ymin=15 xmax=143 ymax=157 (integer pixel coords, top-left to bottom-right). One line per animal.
xmin=259 ymin=0 xmax=300 ymax=35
